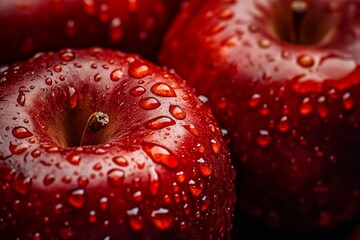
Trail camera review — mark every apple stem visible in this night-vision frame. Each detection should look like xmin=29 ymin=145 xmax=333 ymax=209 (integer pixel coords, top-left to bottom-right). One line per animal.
xmin=80 ymin=112 xmax=109 ymax=146
xmin=290 ymin=0 xmax=308 ymax=44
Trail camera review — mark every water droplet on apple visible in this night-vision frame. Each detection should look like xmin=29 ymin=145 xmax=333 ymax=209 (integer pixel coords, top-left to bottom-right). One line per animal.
xmin=142 ymin=142 xmax=179 ymax=169
xmin=54 ymin=65 xmax=62 ymax=72
xmin=110 ymin=69 xmax=124 ymax=82
xmin=211 ymin=139 xmax=221 ymax=155
xmin=258 ymin=39 xmax=271 ymax=48
xmin=9 ymin=141 xmax=27 ymax=154
xmin=256 ymin=130 xmax=272 ymax=147
xmin=59 ymin=50 xmax=75 ymax=61
xmin=299 ymin=97 xmax=313 ymax=115
xmin=83 ymin=0 xmax=96 ymax=14
xmin=133 ymin=191 xmax=143 ymax=202
xmin=197 ymin=158 xmax=212 ymax=177
xmin=169 ymin=105 xmax=186 ymax=120
xmin=129 ymin=63 xmax=150 ymax=79
xmin=66 ymin=154 xmax=81 ymax=165
xmin=218 ymin=9 xmax=234 ymax=19
xmin=17 ymin=90 xmax=27 ymax=106
xmin=188 ymin=179 xmax=203 ymax=197
xmin=12 ymin=126 xmax=32 ymax=139
xmin=150 ymin=208 xmax=173 ymax=230
xmin=342 ymin=92 xmax=354 ymax=110
xmin=127 ymin=207 xmax=143 ymax=231
xmin=176 ymin=171 xmax=185 ymax=183
xmin=145 ymin=116 xmax=176 ymax=130
xmin=247 ymin=93 xmax=261 ymax=108
xmin=183 ymin=124 xmax=199 ymax=136
xmin=68 ymin=86 xmax=77 ymax=109
xmin=129 ymin=86 xmax=146 ymax=96
xmin=88 ymin=210 xmax=97 ymax=223
xmin=94 ymin=73 xmax=102 ymax=82
xmin=317 ymin=96 xmax=328 ymax=118
xmin=43 ymin=174 xmax=55 ymax=186
xmin=277 ymin=116 xmax=290 ymax=133
xmin=67 ymin=189 xmax=86 ymax=208
xmin=297 ymin=54 xmax=314 ymax=67
xmin=201 ymin=196 xmax=211 ymax=211
xmin=148 ymin=166 xmax=160 ymax=195
xmin=151 ymin=83 xmax=176 ymax=97
xmin=109 ymin=18 xmax=123 ymax=42
xmin=107 ymin=169 xmax=125 ymax=187
xmin=77 ymin=176 xmax=89 ymax=187
xmin=112 ymin=156 xmax=129 ymax=167
xmin=139 ymin=97 xmax=161 ymax=110
xmin=99 ymin=197 xmax=108 ymax=211
xmin=13 ymin=174 xmax=32 ymax=195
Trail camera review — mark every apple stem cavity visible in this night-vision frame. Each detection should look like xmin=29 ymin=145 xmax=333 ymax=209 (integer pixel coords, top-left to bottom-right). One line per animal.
xmin=290 ymin=0 xmax=308 ymax=44
xmin=80 ymin=112 xmax=109 ymax=146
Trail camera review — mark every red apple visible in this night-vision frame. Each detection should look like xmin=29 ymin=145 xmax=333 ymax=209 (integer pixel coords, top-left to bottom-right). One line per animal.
xmin=0 ymin=48 xmax=235 ymax=239
xmin=160 ymin=0 xmax=360 ymax=232
xmin=0 ymin=0 xmax=181 ymax=64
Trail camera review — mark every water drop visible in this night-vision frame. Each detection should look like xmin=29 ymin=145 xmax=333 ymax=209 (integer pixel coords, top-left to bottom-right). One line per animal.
xmin=17 ymin=91 xmax=26 ymax=106
xmin=112 ymin=156 xmax=129 ymax=167
xmin=99 ymin=197 xmax=108 ymax=211
xmin=197 ymin=158 xmax=212 ymax=177
xmin=88 ymin=210 xmax=96 ymax=223
xmin=342 ymin=92 xmax=354 ymax=110
xmin=129 ymin=86 xmax=146 ymax=96
xmin=129 ymin=64 xmax=150 ymax=79
xmin=127 ymin=207 xmax=143 ymax=231
xmin=297 ymin=54 xmax=314 ymax=67
xmin=277 ymin=116 xmax=290 ymax=133
xmin=139 ymin=97 xmax=161 ymax=110
xmin=59 ymin=50 xmax=75 ymax=61
xmin=258 ymin=39 xmax=271 ymax=48
xmin=12 ymin=126 xmax=32 ymax=139
xmin=148 ymin=166 xmax=160 ymax=195
xmin=151 ymin=83 xmax=176 ymax=97
xmin=201 ymin=196 xmax=211 ymax=211
xmin=107 ymin=169 xmax=125 ymax=187
xmin=68 ymin=86 xmax=77 ymax=109
xmin=145 ymin=116 xmax=176 ymax=130
xmin=188 ymin=179 xmax=203 ymax=197
xmin=66 ymin=154 xmax=81 ymax=165
xmin=247 ymin=93 xmax=261 ymax=108
xmin=142 ymin=142 xmax=179 ymax=168
xmin=218 ymin=9 xmax=234 ymax=19
xmin=110 ymin=69 xmax=124 ymax=82
xmin=299 ymin=97 xmax=312 ymax=115
xmin=43 ymin=174 xmax=55 ymax=186
xmin=151 ymin=208 xmax=173 ymax=230
xmin=183 ymin=124 xmax=199 ymax=136
xmin=109 ymin=18 xmax=123 ymax=42
xmin=169 ymin=105 xmax=186 ymax=120
xmin=9 ymin=141 xmax=27 ymax=154
xmin=94 ymin=73 xmax=102 ymax=82
xmin=83 ymin=0 xmax=95 ymax=14
xmin=54 ymin=65 xmax=62 ymax=72
xmin=67 ymin=189 xmax=86 ymax=208
xmin=211 ymin=139 xmax=221 ymax=155
xmin=13 ymin=175 xmax=32 ymax=195
xmin=256 ymin=130 xmax=272 ymax=146
xmin=317 ymin=96 xmax=328 ymax=118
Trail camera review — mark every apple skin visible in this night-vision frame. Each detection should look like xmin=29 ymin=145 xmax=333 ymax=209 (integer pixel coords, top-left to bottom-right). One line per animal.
xmin=0 ymin=48 xmax=235 ymax=239
xmin=160 ymin=0 xmax=360 ymax=232
xmin=0 ymin=0 xmax=181 ymax=64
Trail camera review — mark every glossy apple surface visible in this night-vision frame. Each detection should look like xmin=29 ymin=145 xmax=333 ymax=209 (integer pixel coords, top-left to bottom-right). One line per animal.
xmin=0 ymin=48 xmax=235 ymax=239
xmin=0 ymin=0 xmax=181 ymax=64
xmin=160 ymin=0 xmax=360 ymax=232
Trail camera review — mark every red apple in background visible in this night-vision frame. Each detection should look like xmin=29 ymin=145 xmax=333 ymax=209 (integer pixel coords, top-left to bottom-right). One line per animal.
xmin=0 ymin=48 xmax=235 ymax=239
xmin=0 ymin=0 xmax=181 ymax=64
xmin=160 ymin=0 xmax=360 ymax=235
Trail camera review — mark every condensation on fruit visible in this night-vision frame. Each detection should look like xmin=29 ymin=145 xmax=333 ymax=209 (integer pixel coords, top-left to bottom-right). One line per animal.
xmin=127 ymin=207 xmax=144 ymax=231
xmin=142 ymin=142 xmax=179 ymax=169
xmin=145 ymin=116 xmax=176 ymax=130
xmin=12 ymin=126 xmax=32 ymax=139
xmin=110 ymin=69 xmax=124 ymax=82
xmin=169 ymin=105 xmax=186 ymax=120
xmin=151 ymin=207 xmax=173 ymax=230
xmin=140 ymin=97 xmax=161 ymax=110
xmin=128 ymin=63 xmax=150 ymax=79
xmin=107 ymin=168 xmax=125 ymax=187
xmin=129 ymin=86 xmax=146 ymax=96
xmin=67 ymin=188 xmax=86 ymax=208
xmin=188 ymin=179 xmax=203 ymax=197
xmin=151 ymin=83 xmax=176 ymax=97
